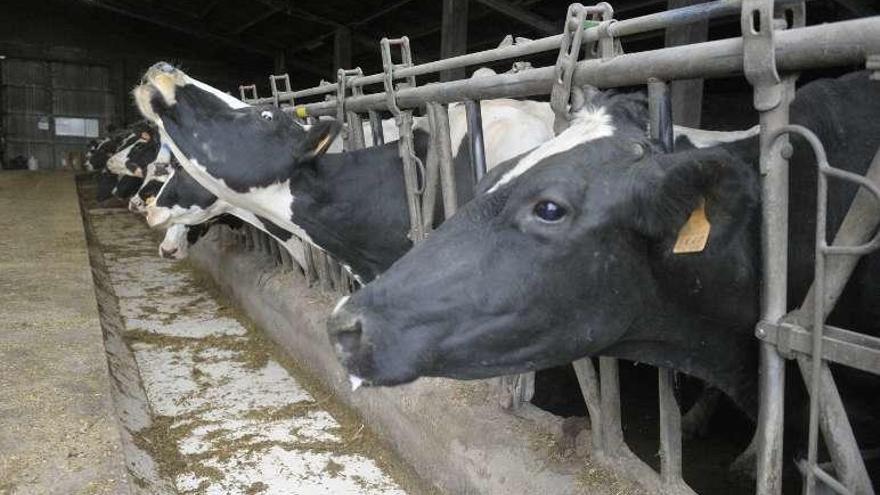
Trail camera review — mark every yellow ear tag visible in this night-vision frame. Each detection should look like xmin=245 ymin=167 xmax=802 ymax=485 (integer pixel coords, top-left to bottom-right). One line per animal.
xmin=673 ymin=198 xmax=711 ymax=254
xmin=295 ymin=106 xmax=309 ymax=118
xmin=315 ymin=134 xmax=332 ymax=154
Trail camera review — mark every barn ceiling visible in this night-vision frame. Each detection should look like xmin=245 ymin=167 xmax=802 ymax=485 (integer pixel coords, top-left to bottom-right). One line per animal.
xmin=78 ymin=0 xmax=876 ymax=88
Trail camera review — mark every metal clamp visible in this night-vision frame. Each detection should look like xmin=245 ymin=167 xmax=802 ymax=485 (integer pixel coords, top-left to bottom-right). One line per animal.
xmin=380 ymin=36 xmax=427 ymax=243
xmin=268 ymin=73 xmax=291 ymax=108
xmin=238 ymin=84 xmax=258 ymax=103
xmin=380 ymin=37 xmax=417 ymax=118
xmin=550 ymin=4 xmax=590 ymax=134
xmin=741 ymin=0 xmax=792 ymax=111
xmin=550 ymin=3 xmax=616 ymax=133
xmin=336 ymin=68 xmax=366 ymax=150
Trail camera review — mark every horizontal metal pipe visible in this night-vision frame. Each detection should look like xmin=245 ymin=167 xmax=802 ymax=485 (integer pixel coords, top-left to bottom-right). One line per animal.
xmin=289 ymin=17 xmax=880 ymax=116
xmin=249 ymin=0 xmax=803 ymax=106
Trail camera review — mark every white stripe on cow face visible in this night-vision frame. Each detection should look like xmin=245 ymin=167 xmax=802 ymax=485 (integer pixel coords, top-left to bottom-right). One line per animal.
xmin=486 ymin=106 xmax=615 ymax=193
xmin=673 ymin=124 xmax=760 ymax=148
xmin=183 ymin=75 xmax=250 ymax=110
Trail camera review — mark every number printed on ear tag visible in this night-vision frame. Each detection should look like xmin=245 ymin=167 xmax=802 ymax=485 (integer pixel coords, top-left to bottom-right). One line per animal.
xmin=673 ymin=198 xmax=711 ymax=254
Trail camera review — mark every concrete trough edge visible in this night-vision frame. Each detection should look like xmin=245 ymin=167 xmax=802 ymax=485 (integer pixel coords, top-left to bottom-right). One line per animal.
xmin=187 ymin=229 xmax=602 ymax=495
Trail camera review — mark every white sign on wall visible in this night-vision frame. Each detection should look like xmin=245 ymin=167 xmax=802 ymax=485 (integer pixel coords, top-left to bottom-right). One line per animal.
xmin=55 ymin=117 xmax=99 ymax=138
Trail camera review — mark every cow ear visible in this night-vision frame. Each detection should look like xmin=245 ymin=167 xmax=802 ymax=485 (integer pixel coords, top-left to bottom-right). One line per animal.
xmin=295 ymin=120 xmax=341 ymax=161
xmin=633 ymin=146 xmax=758 ymax=247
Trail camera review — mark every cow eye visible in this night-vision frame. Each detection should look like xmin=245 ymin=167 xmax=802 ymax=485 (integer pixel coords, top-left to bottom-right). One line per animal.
xmin=261 ymin=110 xmax=274 ymax=121
xmin=533 ymin=200 xmax=567 ymax=223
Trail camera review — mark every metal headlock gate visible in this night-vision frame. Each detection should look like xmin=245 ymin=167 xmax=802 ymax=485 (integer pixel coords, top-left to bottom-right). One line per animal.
xmin=229 ymin=1 xmax=880 ymax=493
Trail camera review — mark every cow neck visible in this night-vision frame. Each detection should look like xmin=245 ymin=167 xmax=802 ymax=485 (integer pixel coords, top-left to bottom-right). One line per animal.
xmin=290 ymin=139 xmax=424 ymax=282
xmin=604 ymin=297 xmax=759 ymax=417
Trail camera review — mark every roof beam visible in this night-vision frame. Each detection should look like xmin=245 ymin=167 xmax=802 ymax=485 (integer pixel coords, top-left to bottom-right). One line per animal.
xmin=471 ymin=0 xmax=558 ymax=36
xmin=833 ymin=0 xmax=879 ymax=16
xmin=250 ymin=0 xmax=380 ymax=53
xmin=80 ymin=0 xmax=273 ymax=57
xmin=200 ymin=0 xmax=225 ymax=19
xmin=232 ymin=7 xmax=282 ymax=35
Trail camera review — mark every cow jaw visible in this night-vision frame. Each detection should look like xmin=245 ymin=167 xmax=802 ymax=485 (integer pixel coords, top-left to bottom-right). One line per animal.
xmin=146 ymin=206 xmax=172 ymax=228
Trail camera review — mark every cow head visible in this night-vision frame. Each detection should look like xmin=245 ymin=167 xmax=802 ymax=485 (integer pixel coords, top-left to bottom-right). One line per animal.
xmin=159 ymin=223 xmax=190 ymax=260
xmin=130 ymin=160 xmax=173 ymax=214
xmin=133 ymin=62 xmax=339 ymax=192
xmin=143 ymin=165 xmax=222 ymax=229
xmin=328 ymin=133 xmax=761 ymax=409
xmin=106 ymin=125 xmax=160 ymax=177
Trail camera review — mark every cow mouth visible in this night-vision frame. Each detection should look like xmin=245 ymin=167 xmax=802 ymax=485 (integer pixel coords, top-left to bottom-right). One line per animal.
xmin=134 ymin=62 xmax=185 ymax=123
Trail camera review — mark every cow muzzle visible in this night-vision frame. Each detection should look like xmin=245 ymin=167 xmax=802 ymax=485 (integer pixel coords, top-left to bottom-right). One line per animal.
xmin=134 ymin=62 xmax=186 ymax=121
xmin=129 ymin=196 xmax=145 ymax=214
xmin=327 ymin=305 xmax=375 ymax=381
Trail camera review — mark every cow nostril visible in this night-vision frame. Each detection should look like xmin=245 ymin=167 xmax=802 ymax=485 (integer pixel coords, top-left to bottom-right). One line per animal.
xmin=161 ymin=247 xmax=178 ymax=258
xmin=331 ymin=318 xmax=363 ymax=353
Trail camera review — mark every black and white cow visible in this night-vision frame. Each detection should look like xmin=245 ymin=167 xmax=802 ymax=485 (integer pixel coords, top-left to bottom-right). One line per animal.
xmin=85 ymin=121 xmax=153 ymax=171
xmin=135 ymin=164 xmax=309 ymax=264
xmin=106 ymin=126 xmax=164 ymax=178
xmin=133 ymin=62 xmax=749 ymax=282
xmin=327 ymin=71 xmax=880 ymax=416
xmin=132 ymin=62 xmax=562 ymax=281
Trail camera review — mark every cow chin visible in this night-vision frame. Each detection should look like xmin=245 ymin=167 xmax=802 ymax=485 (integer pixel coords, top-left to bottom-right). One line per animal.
xmin=145 ymin=207 xmax=172 ymax=229
xmin=133 ymin=85 xmax=162 ymax=125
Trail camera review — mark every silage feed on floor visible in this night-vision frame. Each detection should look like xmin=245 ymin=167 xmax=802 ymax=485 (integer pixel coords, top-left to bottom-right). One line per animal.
xmin=90 ymin=211 xmax=410 ymax=495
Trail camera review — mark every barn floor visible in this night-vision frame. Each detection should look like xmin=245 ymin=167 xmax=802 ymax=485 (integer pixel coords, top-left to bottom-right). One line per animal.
xmin=0 ymin=171 xmax=128 ymax=494
xmin=86 ymin=205 xmax=418 ymax=493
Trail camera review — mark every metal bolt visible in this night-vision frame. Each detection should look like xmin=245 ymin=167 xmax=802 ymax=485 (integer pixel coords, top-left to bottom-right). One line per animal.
xmin=780 ymin=142 xmax=794 ymax=159
xmin=756 ymin=327 xmax=767 ymax=338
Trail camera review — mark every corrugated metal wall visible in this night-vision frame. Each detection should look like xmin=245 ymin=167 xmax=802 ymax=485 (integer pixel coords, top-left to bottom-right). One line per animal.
xmin=1 ymin=58 xmax=115 ymax=169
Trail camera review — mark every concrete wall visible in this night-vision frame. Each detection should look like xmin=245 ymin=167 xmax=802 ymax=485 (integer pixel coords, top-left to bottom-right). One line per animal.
xmin=0 ymin=0 xmax=273 ymax=127
xmin=187 ymin=228 xmax=642 ymax=495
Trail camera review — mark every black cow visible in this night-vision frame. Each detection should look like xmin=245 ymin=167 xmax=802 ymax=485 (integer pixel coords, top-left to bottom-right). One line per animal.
xmin=327 ymin=71 xmax=880 ymax=416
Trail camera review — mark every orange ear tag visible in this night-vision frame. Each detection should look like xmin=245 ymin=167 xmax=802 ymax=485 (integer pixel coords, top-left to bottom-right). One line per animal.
xmin=673 ymin=198 xmax=711 ymax=254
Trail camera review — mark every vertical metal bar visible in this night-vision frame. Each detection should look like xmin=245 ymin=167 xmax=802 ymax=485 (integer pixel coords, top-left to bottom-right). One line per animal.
xmin=428 ymin=103 xmax=459 ymax=219
xmin=806 ymin=148 xmax=831 ymax=495
xmin=368 ymin=111 xmax=385 ymax=146
xmin=280 ymin=244 xmax=292 ymax=271
xmin=659 ymin=368 xmax=683 ymax=486
xmin=316 ymin=250 xmax=332 ymax=292
xmin=571 ymin=358 xmax=605 ymax=457
xmin=464 ymin=99 xmax=487 ymax=183
xmin=741 ymin=0 xmax=797 ymax=489
xmin=440 ymin=0 xmax=469 ymax=82
xmin=421 ymin=106 xmax=442 ymax=232
xmin=599 ymin=356 xmax=625 ymax=456
xmin=648 ymin=77 xmax=684 ymax=487
xmin=327 ymin=256 xmax=342 ymax=292
xmin=304 ymin=245 xmax=319 ymax=286
xmin=647 ymin=78 xmax=675 ymax=152
xmin=664 ymin=0 xmax=708 ymax=128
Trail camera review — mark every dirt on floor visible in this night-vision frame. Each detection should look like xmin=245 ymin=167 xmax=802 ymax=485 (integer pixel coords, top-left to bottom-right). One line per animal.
xmin=0 ymin=171 xmax=127 ymax=495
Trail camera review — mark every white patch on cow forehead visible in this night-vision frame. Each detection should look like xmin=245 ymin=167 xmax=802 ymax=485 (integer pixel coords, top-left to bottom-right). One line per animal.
xmin=183 ymin=75 xmax=250 ymax=110
xmin=673 ymin=124 xmax=760 ymax=149
xmin=486 ymin=106 xmax=615 ymax=193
